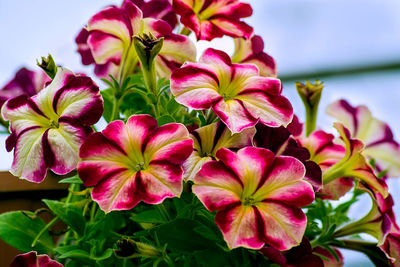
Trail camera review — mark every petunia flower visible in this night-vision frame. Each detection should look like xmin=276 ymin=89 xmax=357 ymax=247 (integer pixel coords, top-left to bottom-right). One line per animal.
xmin=132 ymin=0 xmax=178 ymax=28
xmin=76 ymin=28 xmax=119 ymax=79
xmin=192 ymin=147 xmax=315 ymax=250
xmin=0 ymin=67 xmax=50 ymax=109
xmin=183 ymin=121 xmax=255 ymax=181
xmin=171 ymin=48 xmax=293 ymax=134
xmin=173 ymin=0 xmax=253 ymax=41
xmin=1 ymin=68 xmax=103 ymax=183
xmin=10 ymin=251 xmax=63 ymax=267
xmin=77 ymin=0 xmax=195 ymax=80
xmin=298 ymin=129 xmax=353 ymax=200
xmin=78 ymin=114 xmax=193 ymax=213
xmin=322 ymin=123 xmax=388 ymax=198
xmin=254 ymin=123 xmax=322 ymax=191
xmin=231 ymin=35 xmax=277 ymax=77
xmin=333 ymin=189 xmax=393 ymax=245
xmin=380 ymin=232 xmax=400 ymax=266
xmin=327 ymin=99 xmax=400 ymax=177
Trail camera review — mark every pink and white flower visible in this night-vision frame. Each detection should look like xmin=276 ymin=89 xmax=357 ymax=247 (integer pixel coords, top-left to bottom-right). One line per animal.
xmin=327 ymin=99 xmax=400 ymax=177
xmin=381 ymin=232 xmax=400 ymax=266
xmin=298 ymin=129 xmax=352 ymax=200
xmin=77 ymin=0 xmax=195 ymax=79
xmin=0 ymin=67 xmax=50 ymax=108
xmin=78 ymin=114 xmax=193 ymax=213
xmin=192 ymin=147 xmax=315 ymax=250
xmin=1 ymin=68 xmax=103 ymax=183
xmin=183 ymin=121 xmax=255 ymax=181
xmin=10 ymin=251 xmax=63 ymax=267
xmin=322 ymin=123 xmax=388 ymax=198
xmin=171 ymin=48 xmax=293 ymax=133
xmin=173 ymin=0 xmax=253 ymax=41
xmin=231 ymin=35 xmax=277 ymax=77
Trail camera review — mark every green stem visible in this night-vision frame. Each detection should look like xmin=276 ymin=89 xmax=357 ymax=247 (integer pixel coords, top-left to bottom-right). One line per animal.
xmin=60 ymin=184 xmax=77 ymax=246
xmin=90 ymin=201 xmax=97 ymax=222
xmin=31 ymin=217 xmax=59 ymax=247
xmin=305 ymin=105 xmax=318 ymax=137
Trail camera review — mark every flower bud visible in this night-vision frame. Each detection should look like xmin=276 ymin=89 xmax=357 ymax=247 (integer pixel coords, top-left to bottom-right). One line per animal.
xmin=37 ymin=54 xmax=57 ymax=79
xmin=133 ymin=33 xmax=164 ymax=71
xmin=296 ymin=80 xmax=323 ymax=136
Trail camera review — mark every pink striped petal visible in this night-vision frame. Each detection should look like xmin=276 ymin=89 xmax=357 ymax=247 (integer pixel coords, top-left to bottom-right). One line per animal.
xmin=53 ymin=76 xmax=103 ymax=125
xmin=236 ymin=91 xmax=293 ymax=128
xmin=155 ymin=33 xmax=196 ymax=78
xmin=232 ymin=35 xmax=277 ymax=77
xmin=103 ymin=115 xmax=158 ymax=155
xmin=199 ymin=48 xmax=233 ymax=80
xmin=318 ymin=177 xmax=354 ymax=200
xmin=144 ymin=123 xmax=193 ymax=164
xmin=215 ymin=205 xmax=264 ymax=249
xmin=45 ymin=122 xmax=92 ymax=175
xmin=183 ymin=122 xmax=254 ymax=181
xmin=253 ymin=156 xmax=313 ymax=206
xmin=87 ymin=4 xmax=139 ymax=43
xmin=216 ymin=147 xmax=275 ymax=190
xmin=171 ymin=63 xmax=221 ymax=109
xmin=92 ymin=170 xmax=139 ymax=212
xmin=193 ymin=161 xmax=243 ymax=211
xmin=10 ymin=127 xmax=47 ymax=182
xmin=213 ymin=99 xmax=256 ymax=134
xmin=173 ymin=0 xmax=253 ymax=41
xmin=87 ymin=32 xmax=124 ymax=65
xmin=182 ymin=152 xmax=212 ymax=181
xmin=139 ymin=163 xmax=183 ymax=202
xmin=1 ymin=95 xmax=48 ymax=135
xmin=256 ymin=201 xmax=307 ymax=251
xmin=210 ymin=16 xmax=253 ymax=39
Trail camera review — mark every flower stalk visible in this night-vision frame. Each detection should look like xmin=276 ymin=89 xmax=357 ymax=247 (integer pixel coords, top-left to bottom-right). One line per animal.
xmin=296 ymin=81 xmax=323 ymax=136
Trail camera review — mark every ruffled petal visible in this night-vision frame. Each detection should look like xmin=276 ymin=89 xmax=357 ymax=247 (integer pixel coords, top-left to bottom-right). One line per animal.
xmin=213 ymin=99 xmax=256 ymax=134
xmin=256 ymin=201 xmax=307 ymax=251
xmin=193 ymin=161 xmax=242 ymax=211
xmin=10 ymin=126 xmax=47 ymax=183
xmin=171 ymin=63 xmax=221 ymax=109
xmin=215 ymin=205 xmax=264 ymax=249
xmin=156 ymin=33 xmax=196 ymax=78
xmin=236 ymin=91 xmax=293 ymax=128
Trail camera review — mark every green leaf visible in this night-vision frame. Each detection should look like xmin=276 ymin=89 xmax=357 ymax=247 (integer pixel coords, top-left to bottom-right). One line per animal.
xmin=58 ymin=175 xmax=83 ymax=184
xmin=0 ymin=211 xmax=54 ymax=253
xmin=193 ymin=248 xmax=230 ymax=267
xmin=131 ymin=209 xmax=167 ymax=224
xmin=150 ymin=218 xmax=219 ymax=253
xmin=156 ymin=115 xmax=175 ymax=125
xmin=86 ymin=210 xmax=126 ymax=240
xmin=57 ymin=249 xmax=92 ymax=264
xmin=43 ymin=199 xmax=85 ymax=236
xmin=101 ymin=88 xmax=114 ymax=123
xmin=166 ymin=98 xmax=181 ymax=115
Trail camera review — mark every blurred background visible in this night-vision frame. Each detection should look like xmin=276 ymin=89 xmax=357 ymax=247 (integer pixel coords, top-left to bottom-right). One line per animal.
xmin=1 ymin=0 xmax=400 ymax=265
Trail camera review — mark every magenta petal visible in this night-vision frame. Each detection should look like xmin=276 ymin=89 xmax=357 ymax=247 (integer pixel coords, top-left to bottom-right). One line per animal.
xmin=10 ymin=251 xmax=63 ymax=267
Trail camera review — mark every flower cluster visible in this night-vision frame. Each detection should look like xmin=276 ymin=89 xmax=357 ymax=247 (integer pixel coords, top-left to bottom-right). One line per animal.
xmin=1 ymin=0 xmax=400 ymax=266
